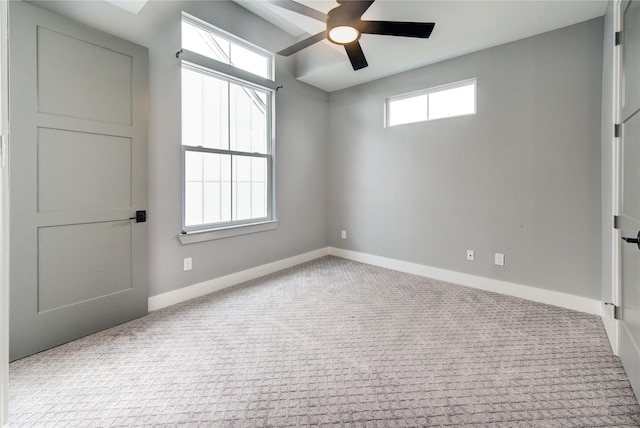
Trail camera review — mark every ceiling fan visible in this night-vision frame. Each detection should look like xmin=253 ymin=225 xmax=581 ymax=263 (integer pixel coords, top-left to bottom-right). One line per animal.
xmin=270 ymin=0 xmax=435 ymax=71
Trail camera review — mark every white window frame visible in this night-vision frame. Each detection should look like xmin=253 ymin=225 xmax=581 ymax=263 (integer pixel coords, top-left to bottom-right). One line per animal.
xmin=179 ymin=13 xmax=278 ymax=244
xmin=385 ymin=78 xmax=477 ymax=127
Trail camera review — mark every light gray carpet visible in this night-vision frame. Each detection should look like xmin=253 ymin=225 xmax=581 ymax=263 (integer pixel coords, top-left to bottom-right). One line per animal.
xmin=9 ymin=256 xmax=640 ymax=427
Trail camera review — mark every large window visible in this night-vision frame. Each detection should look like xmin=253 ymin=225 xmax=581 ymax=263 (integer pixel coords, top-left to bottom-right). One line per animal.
xmin=180 ymin=14 xmax=276 ymax=240
xmin=386 ymin=79 xmax=476 ymax=127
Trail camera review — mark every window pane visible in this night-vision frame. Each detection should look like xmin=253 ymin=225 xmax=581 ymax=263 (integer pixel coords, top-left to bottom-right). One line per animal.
xmin=232 ymin=155 xmax=267 ymax=221
xmin=235 ymin=182 xmax=252 ymax=221
xmin=185 ymin=182 xmax=203 ymax=226
xmin=252 ymin=156 xmax=266 ymax=179
xmin=231 ymin=43 xmax=269 ymax=79
xmin=387 ymin=94 xmax=428 ymax=126
xmin=251 ymin=157 xmax=267 ymax=218
xmin=182 ymin=20 xmax=230 ymax=64
xmin=181 ymin=68 xmax=203 ymax=147
xmin=184 ymin=151 xmax=202 ymax=182
xmin=185 ymin=151 xmax=231 ymax=227
xmin=251 ymin=94 xmax=267 ymax=153
xmin=230 ymin=83 xmax=268 ymax=154
xmin=182 ymin=68 xmax=229 ymax=149
xmin=202 ymin=74 xmax=229 ymax=150
xmin=230 ymin=84 xmax=251 ymax=152
xmin=182 ymin=18 xmax=271 ymax=80
xmin=252 ymin=183 xmax=266 ymax=219
xmin=428 ymin=84 xmax=475 ymax=120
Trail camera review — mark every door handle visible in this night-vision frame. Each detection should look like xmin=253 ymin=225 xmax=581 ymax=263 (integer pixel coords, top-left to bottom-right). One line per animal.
xmin=622 ymin=230 xmax=640 ymax=250
xmin=129 ymin=210 xmax=147 ymax=223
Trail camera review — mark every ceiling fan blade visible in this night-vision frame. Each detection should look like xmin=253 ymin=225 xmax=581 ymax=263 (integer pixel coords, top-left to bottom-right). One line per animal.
xmin=337 ymin=0 xmax=376 ymax=20
xmin=344 ymin=41 xmax=368 ymax=70
xmin=267 ymin=0 xmax=328 ymax=22
xmin=278 ymin=31 xmax=328 ymax=56
xmin=358 ymin=21 xmax=435 ymax=38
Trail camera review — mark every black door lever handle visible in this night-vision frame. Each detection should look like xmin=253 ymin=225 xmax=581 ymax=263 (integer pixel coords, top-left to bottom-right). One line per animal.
xmin=622 ymin=230 xmax=640 ymax=250
xmin=129 ymin=210 xmax=147 ymax=223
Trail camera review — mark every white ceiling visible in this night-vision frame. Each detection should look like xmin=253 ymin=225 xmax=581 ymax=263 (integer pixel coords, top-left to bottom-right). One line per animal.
xmin=234 ymin=0 xmax=609 ymax=92
xmin=27 ymin=0 xmax=609 ymax=93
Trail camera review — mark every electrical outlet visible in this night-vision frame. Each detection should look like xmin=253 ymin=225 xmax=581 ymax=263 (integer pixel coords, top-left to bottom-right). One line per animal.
xmin=183 ymin=257 xmax=192 ymax=271
xmin=495 ymin=253 xmax=505 ymax=266
xmin=466 ymin=250 xmax=475 ymax=261
xmin=341 ymin=230 xmax=347 ymax=239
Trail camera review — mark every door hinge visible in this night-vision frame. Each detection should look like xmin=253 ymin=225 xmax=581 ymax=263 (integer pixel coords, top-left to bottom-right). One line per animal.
xmin=615 ymin=31 xmax=622 ymax=46
xmin=615 ymin=123 xmax=621 ymax=138
xmin=614 ymin=215 xmax=620 ymax=229
xmin=604 ymin=302 xmax=620 ymax=320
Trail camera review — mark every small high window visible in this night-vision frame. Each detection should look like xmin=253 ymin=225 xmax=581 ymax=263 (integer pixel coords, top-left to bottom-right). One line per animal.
xmin=386 ymin=79 xmax=476 ymax=127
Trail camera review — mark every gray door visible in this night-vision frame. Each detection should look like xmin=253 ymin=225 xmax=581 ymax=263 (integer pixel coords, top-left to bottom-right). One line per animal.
xmin=619 ymin=0 xmax=640 ymax=399
xmin=9 ymin=2 xmax=148 ymax=361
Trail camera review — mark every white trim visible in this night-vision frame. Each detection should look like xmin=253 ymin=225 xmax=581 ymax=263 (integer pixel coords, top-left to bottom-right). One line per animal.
xmin=148 ymin=247 xmax=329 ymax=311
xmin=179 ymin=220 xmax=278 ymax=245
xmin=608 ymin=0 xmax=622 ymax=357
xmin=150 ymin=246 xmax=604 ymax=315
xmin=328 ymin=247 xmax=602 ymax=315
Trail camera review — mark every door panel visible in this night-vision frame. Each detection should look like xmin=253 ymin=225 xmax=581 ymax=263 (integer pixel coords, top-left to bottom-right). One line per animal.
xmin=619 ymin=0 xmax=640 ymax=399
xmin=37 ymin=26 xmax=133 ymax=124
xmin=38 ymin=221 xmax=133 ymax=312
xmin=9 ymin=1 xmax=148 ymax=361
xmin=37 ymin=128 xmax=132 ymax=212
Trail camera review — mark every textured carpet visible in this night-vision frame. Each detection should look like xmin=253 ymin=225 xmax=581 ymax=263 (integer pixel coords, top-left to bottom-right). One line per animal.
xmin=9 ymin=256 xmax=640 ymax=427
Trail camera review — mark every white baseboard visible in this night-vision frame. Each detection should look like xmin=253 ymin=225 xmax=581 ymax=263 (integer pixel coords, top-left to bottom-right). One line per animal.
xmin=148 ymin=247 xmax=330 ymax=311
xmin=149 ymin=245 xmax=602 ymax=317
xmin=328 ymin=247 xmax=602 ymax=316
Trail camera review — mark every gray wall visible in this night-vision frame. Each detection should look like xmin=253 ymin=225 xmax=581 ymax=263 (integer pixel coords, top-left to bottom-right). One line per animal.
xmin=144 ymin=2 xmax=329 ymax=296
xmin=328 ymin=18 xmax=604 ymax=299
xmin=29 ymin=0 xmax=330 ymax=298
xmin=24 ymin=1 xmax=605 ymax=302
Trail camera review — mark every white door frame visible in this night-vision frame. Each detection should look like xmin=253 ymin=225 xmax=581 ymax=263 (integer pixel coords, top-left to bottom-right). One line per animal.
xmin=1 ymin=0 xmax=8 ymax=424
xmin=603 ymin=0 xmax=623 ymax=354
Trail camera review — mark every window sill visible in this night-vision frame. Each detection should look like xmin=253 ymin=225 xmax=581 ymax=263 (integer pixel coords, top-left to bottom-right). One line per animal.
xmin=178 ymin=220 xmax=278 ymax=245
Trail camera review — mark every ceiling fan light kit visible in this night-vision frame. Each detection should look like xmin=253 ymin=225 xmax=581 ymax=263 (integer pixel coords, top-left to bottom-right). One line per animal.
xmin=271 ymin=0 xmax=435 ymax=71
xmin=328 ymin=25 xmax=360 ymax=44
